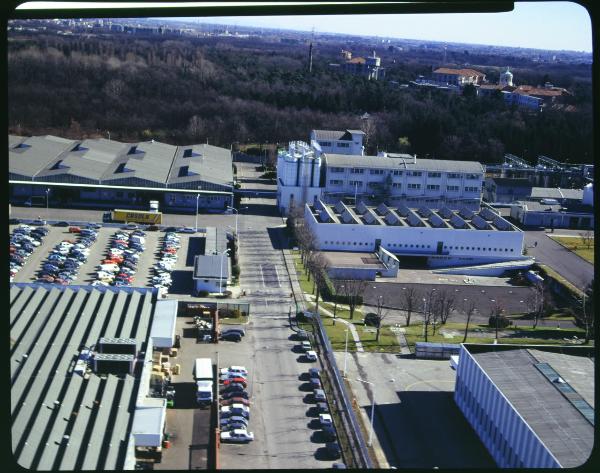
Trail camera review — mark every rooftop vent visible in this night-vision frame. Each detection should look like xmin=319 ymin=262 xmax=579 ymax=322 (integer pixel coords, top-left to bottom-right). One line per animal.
xmin=356 ymin=201 xmax=368 ymax=215
xmin=417 ymin=206 xmax=432 ymax=218
xmin=458 ymin=207 xmax=474 ymax=219
xmin=183 ymin=148 xmax=193 ymax=158
xmin=438 ymin=207 xmax=454 ymax=219
xmin=375 ymin=202 xmax=389 ymax=216
xmin=396 ymin=204 xmax=410 ymax=218
xmin=71 ymin=143 xmax=88 ymax=152
xmin=384 ymin=211 xmax=401 ymax=226
xmin=471 ymin=214 xmax=492 ymax=230
xmin=450 ymin=214 xmax=468 ymax=229
xmin=115 ymin=162 xmax=133 ymax=174
xmin=334 ymin=201 xmax=346 ymax=214
xmin=178 ymin=165 xmax=189 ymax=177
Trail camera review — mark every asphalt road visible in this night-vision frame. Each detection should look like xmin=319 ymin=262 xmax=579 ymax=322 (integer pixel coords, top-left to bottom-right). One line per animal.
xmin=523 ymin=230 xmax=594 ymax=289
xmin=218 ymin=197 xmax=326 ymax=469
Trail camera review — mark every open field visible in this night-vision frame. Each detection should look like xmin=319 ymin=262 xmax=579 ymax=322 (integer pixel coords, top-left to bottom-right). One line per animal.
xmin=549 ymin=236 xmax=594 ymax=264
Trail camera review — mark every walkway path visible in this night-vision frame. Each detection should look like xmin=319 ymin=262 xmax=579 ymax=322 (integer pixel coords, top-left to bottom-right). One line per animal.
xmin=305 ymin=294 xmax=364 ymax=352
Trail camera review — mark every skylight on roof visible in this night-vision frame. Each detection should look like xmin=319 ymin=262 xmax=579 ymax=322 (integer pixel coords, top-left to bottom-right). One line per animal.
xmin=115 ymin=162 xmax=133 ymax=173
xmin=14 ymin=142 xmax=31 ymax=149
xmin=71 ymin=143 xmax=88 ymax=152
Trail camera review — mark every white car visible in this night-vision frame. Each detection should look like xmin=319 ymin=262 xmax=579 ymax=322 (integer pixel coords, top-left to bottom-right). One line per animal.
xmin=220 ymin=429 xmax=254 ymax=443
xmin=99 ymin=263 xmax=119 ymax=272
xmin=319 ymin=413 xmax=333 ymax=427
xmin=221 ymin=404 xmax=250 ymax=416
xmin=108 ymin=248 xmax=124 ymax=255
xmin=301 ymin=341 xmax=312 ymax=352
xmin=54 ymin=248 xmax=71 ymax=255
xmin=306 ymin=351 xmax=317 ymax=362
xmin=220 ymin=366 xmax=248 ymax=377
xmin=97 ymin=271 xmax=115 ymax=279
xmin=91 ymin=280 xmax=110 ymax=286
xmin=219 ymin=372 xmax=247 ymax=381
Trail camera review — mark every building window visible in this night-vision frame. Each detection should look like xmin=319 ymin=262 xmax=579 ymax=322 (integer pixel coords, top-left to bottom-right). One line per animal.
xmin=337 ymin=142 xmax=350 ymax=148
xmin=408 ymin=183 xmax=421 ymax=190
xmin=407 ymin=171 xmax=422 ymax=177
xmin=392 ymin=183 xmax=402 ymax=189
xmin=465 ymin=173 xmax=479 ymax=180
xmin=329 ymin=179 xmax=343 ymax=185
xmin=392 ymin=170 xmax=403 ymax=176
xmin=447 ymin=173 xmax=461 ymax=179
xmin=428 ymin=172 xmax=441 ymax=178
xmin=350 ymin=168 xmax=364 ymax=174
xmin=370 ymin=169 xmax=384 ymax=175
xmin=320 ymin=141 xmax=332 ymax=147
xmin=349 ymin=180 xmax=363 ymax=187
xmin=427 ymin=184 xmax=440 ymax=191
xmin=367 ymin=182 xmax=379 ymax=188
xmin=330 ymin=167 xmax=344 ymax=173
xmin=446 ymin=185 xmax=459 ymax=192
xmin=464 ymin=186 xmax=479 ymax=192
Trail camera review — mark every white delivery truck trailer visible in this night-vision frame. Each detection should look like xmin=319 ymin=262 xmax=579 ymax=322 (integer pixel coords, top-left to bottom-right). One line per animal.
xmin=194 ymin=358 xmax=214 ymax=406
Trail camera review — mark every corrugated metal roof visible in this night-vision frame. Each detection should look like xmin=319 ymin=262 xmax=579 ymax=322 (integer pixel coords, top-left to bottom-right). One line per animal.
xmin=471 ymin=347 xmax=594 ymax=468
xmin=193 ymin=254 xmax=229 ymax=279
xmin=325 ymin=153 xmax=484 ymax=173
xmin=150 ymin=300 xmax=178 ymax=347
xmin=312 ymin=130 xmax=347 ymax=141
xmin=9 ymin=135 xmax=77 ymax=178
xmin=10 ymin=284 xmax=157 ymax=470
xmin=167 ymin=144 xmax=233 ymax=187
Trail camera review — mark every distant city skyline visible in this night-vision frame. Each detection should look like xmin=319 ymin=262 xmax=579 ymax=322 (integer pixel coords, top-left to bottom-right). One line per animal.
xmin=167 ymin=2 xmax=592 ymax=53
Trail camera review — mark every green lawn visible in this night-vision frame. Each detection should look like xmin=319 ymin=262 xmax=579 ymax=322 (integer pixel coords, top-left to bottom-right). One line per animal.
xmin=292 ymin=252 xmax=316 ymax=295
xmin=402 ymin=321 xmax=590 ymax=351
xmin=537 ymin=264 xmax=584 ymax=298
xmin=550 ymin=236 xmax=594 ymax=264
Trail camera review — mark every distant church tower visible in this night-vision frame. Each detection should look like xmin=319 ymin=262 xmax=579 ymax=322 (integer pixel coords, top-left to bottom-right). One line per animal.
xmin=308 ymin=42 xmax=313 ymax=73
xmin=499 ymin=66 xmax=514 ymax=87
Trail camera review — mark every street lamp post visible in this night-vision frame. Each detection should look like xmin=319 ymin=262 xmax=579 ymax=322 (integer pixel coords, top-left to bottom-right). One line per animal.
xmin=227 ymin=205 xmax=248 ymax=236
xmin=343 ymin=327 xmax=349 ymax=377
xmin=356 ymin=377 xmax=375 ymax=446
xmin=219 ymin=248 xmax=230 ymax=295
xmin=45 ymin=188 xmax=50 ymax=222
xmin=195 ymin=193 xmax=200 ymax=232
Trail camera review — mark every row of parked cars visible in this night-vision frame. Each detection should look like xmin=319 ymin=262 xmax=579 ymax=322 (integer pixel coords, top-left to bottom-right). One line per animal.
xmin=152 ymin=231 xmax=180 ymax=290
xmin=219 ymin=365 xmax=254 ymax=443
xmin=10 ymin=224 xmax=47 ymax=282
xmin=93 ymin=229 xmax=146 ymax=287
xmin=37 ymin=225 xmax=99 ymax=285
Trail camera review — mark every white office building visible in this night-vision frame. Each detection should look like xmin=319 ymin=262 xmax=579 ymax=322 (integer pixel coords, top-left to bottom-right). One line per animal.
xmin=304 ymin=200 xmax=528 ymax=270
xmin=277 ymin=134 xmax=485 ymax=216
xmin=310 ymin=129 xmax=365 ymax=156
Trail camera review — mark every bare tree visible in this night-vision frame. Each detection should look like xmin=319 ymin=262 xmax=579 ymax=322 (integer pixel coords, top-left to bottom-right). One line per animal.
xmin=489 ymin=299 xmax=505 ymax=342
xmin=527 ymin=282 xmax=552 ymax=329
xmin=401 ymin=286 xmax=419 ymax=327
xmin=331 ymin=279 xmax=344 ymax=323
xmin=578 ymin=230 xmax=593 ymax=250
xmin=307 ymin=252 xmax=329 ymax=316
xmin=433 ymin=289 xmax=456 ymax=325
xmin=422 ymin=288 xmax=437 ymax=342
xmin=340 ymin=278 xmax=368 ymax=320
xmin=462 ymin=299 xmax=477 ymax=343
xmin=574 ymin=281 xmax=594 ymax=344
xmin=373 ymin=295 xmax=390 ymax=342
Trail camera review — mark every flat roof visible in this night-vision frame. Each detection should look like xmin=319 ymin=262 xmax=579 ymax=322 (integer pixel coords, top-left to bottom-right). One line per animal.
xmin=467 ymin=345 xmax=594 ymax=468
xmin=325 ymin=153 xmax=484 ymax=173
xmin=150 ymin=299 xmax=178 ymax=347
xmin=10 ymin=284 xmax=157 ymax=470
xmin=323 ymin=251 xmax=385 ymax=269
xmin=193 ymin=254 xmax=230 ymax=279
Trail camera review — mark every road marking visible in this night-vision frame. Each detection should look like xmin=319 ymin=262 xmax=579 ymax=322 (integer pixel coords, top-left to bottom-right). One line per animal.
xmin=259 ymin=264 xmax=265 ymax=287
xmin=273 ymin=264 xmax=281 ymax=287
xmin=404 ymin=379 xmax=455 ymax=391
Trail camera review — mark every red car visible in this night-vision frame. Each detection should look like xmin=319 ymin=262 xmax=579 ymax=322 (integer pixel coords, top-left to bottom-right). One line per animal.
xmin=69 ymin=226 xmax=81 ymax=233
xmin=107 ymin=255 xmax=124 ymax=263
xmin=103 ymin=259 xmax=121 ymax=265
xmin=162 ymin=248 xmax=177 ymax=254
xmin=220 ymin=397 xmax=250 ymax=407
xmin=221 ymin=377 xmax=247 ymax=388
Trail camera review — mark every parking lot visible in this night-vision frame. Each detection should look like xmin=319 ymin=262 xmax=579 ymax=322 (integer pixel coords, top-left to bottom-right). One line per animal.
xmin=336 ymin=351 xmax=496 ymax=469
xmin=10 ymin=225 xmax=197 ymax=291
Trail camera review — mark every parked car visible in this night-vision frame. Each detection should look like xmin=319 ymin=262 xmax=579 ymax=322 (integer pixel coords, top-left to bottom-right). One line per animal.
xmin=317 ymin=402 xmax=329 ymax=414
xmin=295 ymin=330 xmax=309 ymax=341
xmin=321 ymin=424 xmax=337 ymax=442
xmin=222 ymin=327 xmax=246 ymax=337
xmin=220 ymin=366 xmax=248 ymax=377
xmin=220 ymin=417 xmax=249 ymax=429
xmin=221 ymin=378 xmax=247 ymax=388
xmin=220 ymin=404 xmax=250 ymax=418
xmin=314 ymin=389 xmax=326 ymax=402
xmin=220 ymin=397 xmax=250 ymax=407
xmin=301 ymin=341 xmax=312 ymax=352
xmin=9 ymin=218 xmax=20 ymax=224
xmin=54 ymin=221 xmax=70 ymax=227
xmin=306 ymin=351 xmax=317 ymax=362
xmin=220 ymin=429 xmax=254 ymax=443
xmin=86 ymin=222 xmax=101 ymax=229
xmin=325 ymin=442 xmax=341 ymax=460
xmin=69 ymin=226 xmax=81 ymax=233
xmin=221 ymin=332 xmax=242 ymax=342
xmin=220 ymin=384 xmax=246 ymax=394
xmin=31 ymin=219 xmax=46 ymax=226
xmin=221 ymin=390 xmax=249 ymax=400
xmin=123 ymin=224 xmax=138 ymax=230
xmin=332 ymin=463 xmax=347 ymax=469
xmin=363 ymin=313 xmax=381 ymax=327
xmin=319 ymin=413 xmax=333 ymax=427
xmin=310 ymin=378 xmax=322 ymax=389
xmin=309 ymin=368 xmax=321 ymax=379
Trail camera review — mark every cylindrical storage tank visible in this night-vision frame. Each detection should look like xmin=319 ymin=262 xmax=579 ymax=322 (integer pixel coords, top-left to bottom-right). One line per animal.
xmin=582 ymin=183 xmax=593 ymax=206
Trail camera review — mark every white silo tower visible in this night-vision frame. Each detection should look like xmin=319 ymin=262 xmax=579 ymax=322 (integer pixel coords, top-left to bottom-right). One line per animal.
xmin=582 ymin=182 xmax=594 ymax=206
xmin=499 ymin=66 xmax=513 ymax=87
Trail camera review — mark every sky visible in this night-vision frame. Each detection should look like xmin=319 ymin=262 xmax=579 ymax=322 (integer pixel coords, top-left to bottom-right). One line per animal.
xmin=16 ymin=1 xmax=593 ymax=52
xmin=174 ymin=1 xmax=593 ymax=53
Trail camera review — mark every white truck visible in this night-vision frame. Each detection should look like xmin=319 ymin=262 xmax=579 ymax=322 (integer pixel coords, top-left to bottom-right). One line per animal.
xmin=149 ymin=200 xmax=160 ymax=212
xmin=194 ymin=358 xmax=214 ymax=406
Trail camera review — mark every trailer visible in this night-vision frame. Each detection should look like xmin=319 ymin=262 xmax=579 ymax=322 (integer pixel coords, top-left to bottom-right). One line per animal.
xmin=194 ymin=358 xmax=214 ymax=406
xmin=103 ymin=209 xmax=162 ymax=224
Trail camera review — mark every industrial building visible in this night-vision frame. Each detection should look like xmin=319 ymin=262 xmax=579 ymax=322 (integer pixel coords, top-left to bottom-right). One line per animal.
xmin=277 ymin=136 xmax=485 ymax=215
xmin=10 ymin=283 xmax=178 ymax=470
xmin=309 ymin=129 xmax=365 ymax=156
xmin=304 ymin=200 xmax=530 ymax=271
xmin=192 ymin=226 xmax=230 ymax=294
xmin=331 ymin=50 xmax=385 ymax=80
xmin=510 ymin=183 xmax=594 ymax=229
xmin=9 ymin=134 xmax=234 ymax=212
xmin=454 ymin=344 xmax=594 ymax=468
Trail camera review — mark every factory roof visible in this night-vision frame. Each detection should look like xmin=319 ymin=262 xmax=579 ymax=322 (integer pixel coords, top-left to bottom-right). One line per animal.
xmin=530 ymin=187 xmax=583 ymax=201
xmin=433 ymin=67 xmax=485 ymax=77
xmin=10 ymin=283 xmax=156 ymax=470
xmin=193 ymin=254 xmax=230 ymax=279
xmin=467 ymin=345 xmax=594 ymax=468
xmin=9 ymin=134 xmax=233 ymax=190
xmin=312 ymin=129 xmax=364 ymax=141
xmin=324 ymin=153 xmax=484 ymax=174
xmin=310 ymin=200 xmax=517 ymax=231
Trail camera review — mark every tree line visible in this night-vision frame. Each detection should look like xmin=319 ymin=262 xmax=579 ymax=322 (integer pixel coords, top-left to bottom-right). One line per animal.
xmin=7 ymin=32 xmax=593 ymax=164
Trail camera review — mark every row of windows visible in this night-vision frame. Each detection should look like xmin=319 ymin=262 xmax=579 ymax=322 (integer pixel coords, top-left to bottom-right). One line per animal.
xmin=331 ymin=168 xmax=479 ymax=179
xmin=327 ymin=180 xmax=477 ymax=193
xmin=444 ymin=245 xmax=515 ymax=252
xmin=321 ymin=240 xmax=516 ymax=253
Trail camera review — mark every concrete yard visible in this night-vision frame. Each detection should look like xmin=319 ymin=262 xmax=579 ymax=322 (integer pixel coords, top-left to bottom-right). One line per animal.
xmin=336 ymin=351 xmax=496 ymax=469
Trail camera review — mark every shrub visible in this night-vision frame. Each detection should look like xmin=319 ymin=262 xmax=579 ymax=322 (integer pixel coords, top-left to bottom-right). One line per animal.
xmin=232 ymin=264 xmax=240 ymax=278
xmin=197 ymin=290 xmax=209 ymax=297
xmin=488 ymin=315 xmax=512 ymax=328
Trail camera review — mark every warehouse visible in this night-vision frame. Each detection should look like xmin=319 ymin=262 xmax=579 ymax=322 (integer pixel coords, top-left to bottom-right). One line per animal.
xmin=9 ymin=134 xmax=234 ymax=212
xmin=454 ymin=344 xmax=594 ymax=468
xmin=305 ymin=200 xmax=528 ymax=269
xmin=9 ymin=283 xmax=171 ymax=470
